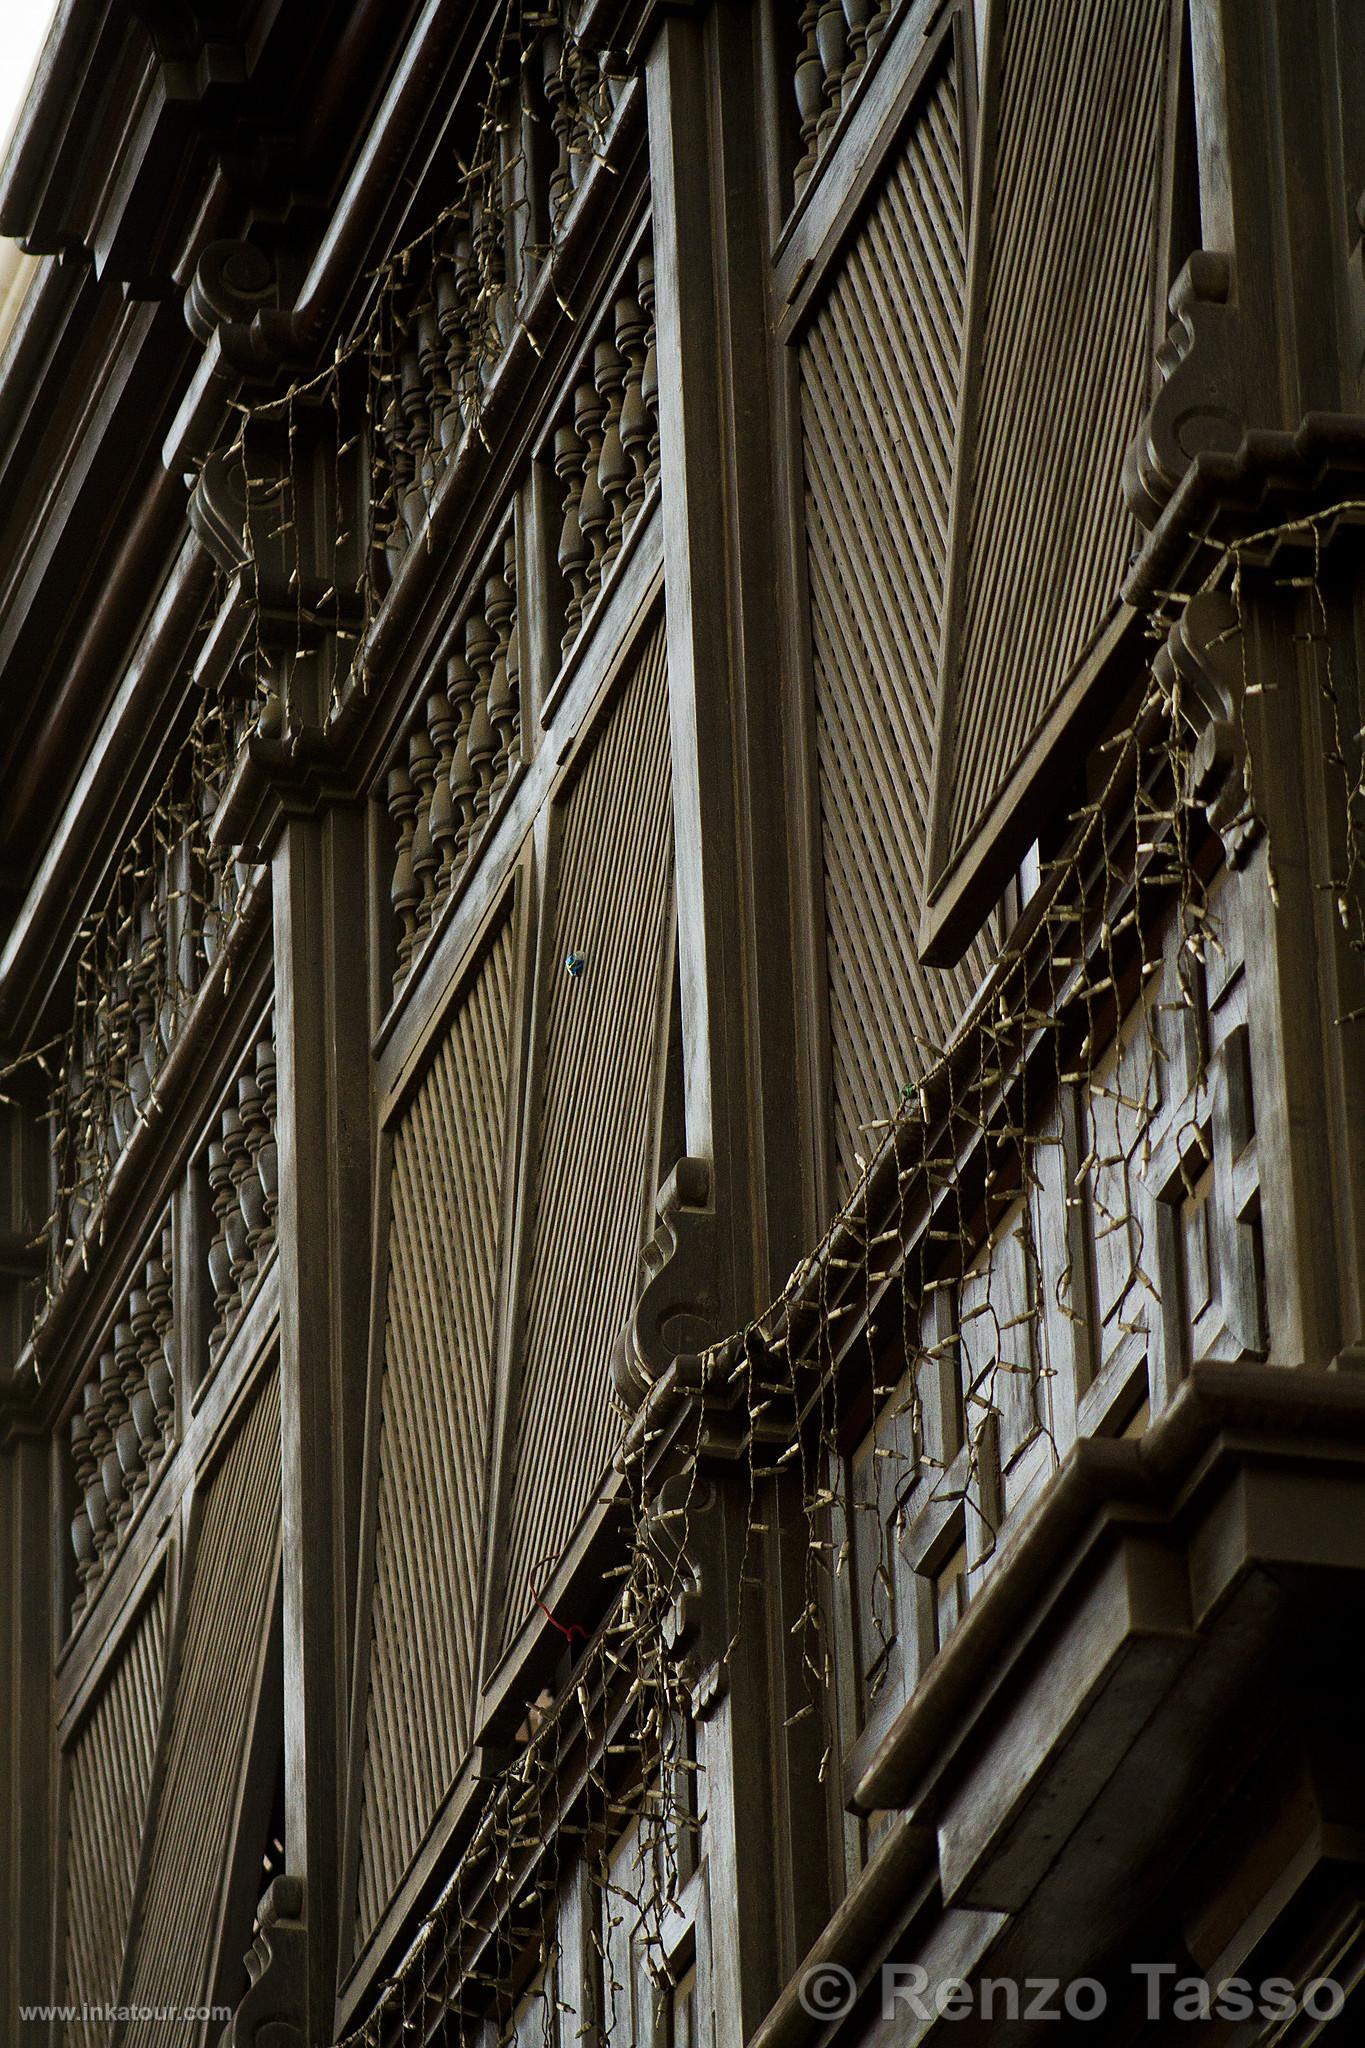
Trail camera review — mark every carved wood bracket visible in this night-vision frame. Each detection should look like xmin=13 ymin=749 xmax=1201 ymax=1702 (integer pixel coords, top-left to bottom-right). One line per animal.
xmin=1153 ymin=588 xmax=1261 ymax=867
xmin=219 ymin=1874 xmax=307 ymax=2048
xmin=610 ymin=1156 xmax=722 ymax=1411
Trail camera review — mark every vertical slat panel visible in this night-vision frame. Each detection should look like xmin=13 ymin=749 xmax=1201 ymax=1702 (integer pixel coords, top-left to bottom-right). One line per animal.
xmin=60 ymin=1579 xmax=167 ymax=2045
xmin=122 ymin=1366 xmax=281 ymax=2038
xmin=933 ymin=0 xmax=1170 ymax=889
xmin=500 ymin=614 xmax=673 ymax=1647
xmin=352 ymin=916 xmax=516 ymax=1950
xmin=800 ymin=52 xmax=995 ymax=1191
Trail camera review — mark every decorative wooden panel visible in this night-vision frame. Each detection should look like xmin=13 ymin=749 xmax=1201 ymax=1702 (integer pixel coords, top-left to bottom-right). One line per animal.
xmin=122 ymin=1367 xmax=281 ymax=2037
xmin=923 ymin=0 xmax=1173 ymax=954
xmin=799 ymin=47 xmax=994 ymax=1190
xmin=500 ymin=615 xmax=673 ymax=1647
xmin=352 ymin=916 xmax=516 ymax=1952
xmin=59 ymin=1577 xmax=167 ymax=2043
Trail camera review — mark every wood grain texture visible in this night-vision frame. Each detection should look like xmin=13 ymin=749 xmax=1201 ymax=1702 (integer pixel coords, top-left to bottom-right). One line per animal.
xmin=121 ymin=1366 xmax=280 ymax=2037
xmin=800 ymin=51 xmax=994 ymax=1191
xmin=501 ymin=613 xmax=673 ymax=1648
xmin=935 ymin=0 xmax=1169 ymax=876
xmin=59 ymin=1577 xmax=167 ymax=2044
xmin=352 ymin=916 xmax=516 ymax=1952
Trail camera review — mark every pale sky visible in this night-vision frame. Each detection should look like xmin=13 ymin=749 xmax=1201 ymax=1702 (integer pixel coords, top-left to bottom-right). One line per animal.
xmin=0 ymin=5 xmax=56 ymax=163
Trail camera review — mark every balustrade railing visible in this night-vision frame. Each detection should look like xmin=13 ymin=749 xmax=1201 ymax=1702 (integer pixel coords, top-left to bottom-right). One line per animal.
xmin=554 ymin=246 xmax=658 ymax=655
xmin=49 ymin=700 xmax=258 ymax=1279
xmin=206 ymin=1027 xmax=279 ymax=1355
xmin=67 ymin=1220 xmax=175 ymax=1627
xmin=793 ymin=0 xmax=895 ymax=199
xmin=386 ymin=525 xmax=522 ymax=986
xmin=374 ymin=14 xmax=634 ymax=575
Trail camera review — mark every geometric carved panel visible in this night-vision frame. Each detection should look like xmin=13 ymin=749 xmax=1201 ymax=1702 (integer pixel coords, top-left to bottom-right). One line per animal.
xmin=500 ymin=612 xmax=674 ymax=1649
xmin=799 ymin=40 xmax=997 ymax=1191
xmin=352 ymin=913 xmax=517 ymax=1953
xmin=122 ymin=1366 xmax=281 ymax=2039
xmin=924 ymin=0 xmax=1174 ymax=955
xmin=60 ymin=1576 xmax=168 ymax=2043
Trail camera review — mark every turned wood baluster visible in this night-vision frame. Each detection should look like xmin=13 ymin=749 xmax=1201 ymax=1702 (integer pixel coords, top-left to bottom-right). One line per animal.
xmin=408 ymin=724 xmax=439 ymax=936
xmin=70 ymin=1407 xmax=99 ymax=1614
xmin=616 ymin=291 xmax=649 ymax=531
xmin=484 ymin=556 xmax=516 ymax=795
xmin=638 ymin=253 xmax=660 ymax=489
xmin=452 ymin=221 xmax=481 ymax=417
xmin=380 ymin=396 xmax=413 ymax=571
xmin=575 ymin=377 xmax=609 ymax=597
xmin=237 ymin=1069 xmax=269 ymax=1255
xmin=399 ymin=345 xmax=435 ymax=518
xmin=567 ymin=41 xmax=600 ymax=195
xmin=794 ymin=2 xmax=824 ymax=194
xmin=107 ymin=965 xmax=133 ymax=1157
xmin=82 ymin=1380 xmax=115 ymax=1567
xmin=416 ymin=305 xmax=453 ymax=466
xmin=207 ymin=1138 xmax=237 ymax=1336
xmin=542 ymin=29 xmax=573 ymax=232
xmin=97 ymin=1351 xmax=132 ymax=1537
xmin=222 ymin=1106 xmax=253 ymax=1299
xmin=475 ymin=179 xmax=510 ymax=353
xmin=113 ymin=1317 xmax=149 ymax=1514
xmin=555 ymin=422 xmax=589 ymax=651
xmin=865 ymin=0 xmax=891 ymax=60
xmin=67 ymin=1052 xmax=94 ymax=1242
xmin=446 ymin=648 xmax=480 ymax=862
xmin=433 ymin=262 xmax=470 ymax=452
xmin=128 ymin=895 xmax=158 ymax=1113
xmin=157 ymin=845 xmax=182 ymax=1059
xmin=465 ymin=608 xmax=497 ymax=826
xmin=427 ymin=688 xmax=457 ymax=897
xmin=388 ymin=764 xmax=420 ymax=973
xmin=595 ymin=338 xmax=630 ymax=564
xmin=146 ymin=1236 xmax=175 ymax=1443
xmin=500 ymin=532 xmax=521 ymax=772
xmin=128 ymin=1282 xmax=165 ymax=1478
xmin=254 ymin=1042 xmax=279 ymax=1232
xmin=841 ymin=0 xmax=872 ymax=89
xmin=815 ymin=0 xmax=847 ymax=142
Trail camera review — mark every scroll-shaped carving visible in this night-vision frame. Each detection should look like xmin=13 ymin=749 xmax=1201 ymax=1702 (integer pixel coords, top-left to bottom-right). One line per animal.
xmin=218 ymin=1876 xmax=307 ymax=2048
xmin=1123 ymin=252 xmax=1245 ymax=532
xmin=640 ymin=1472 xmax=729 ymax=1719
xmin=188 ymin=445 xmax=251 ymax=579
xmin=186 ymin=240 xmax=277 ymax=353
xmin=610 ymin=1158 xmax=720 ymax=1411
xmin=1154 ymin=589 xmax=1260 ymax=867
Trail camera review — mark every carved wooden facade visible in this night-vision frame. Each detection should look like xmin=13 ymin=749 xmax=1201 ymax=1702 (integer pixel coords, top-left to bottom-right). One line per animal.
xmin=3 ymin=2 xmax=1365 ymax=2045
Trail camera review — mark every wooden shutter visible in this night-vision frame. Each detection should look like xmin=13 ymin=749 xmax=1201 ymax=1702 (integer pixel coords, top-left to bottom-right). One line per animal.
xmin=351 ymin=912 xmax=517 ymax=1954
xmin=59 ymin=1576 xmax=168 ymax=2043
xmin=122 ymin=1367 xmax=281 ymax=2037
xmin=796 ymin=25 xmax=997 ymax=1190
xmin=499 ymin=613 xmax=674 ymax=1651
xmin=921 ymin=0 xmax=1178 ymax=959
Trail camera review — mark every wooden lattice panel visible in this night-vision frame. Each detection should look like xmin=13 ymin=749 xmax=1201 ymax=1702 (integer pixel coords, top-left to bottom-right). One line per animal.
xmin=59 ymin=1578 xmax=167 ymax=2043
xmin=353 ymin=916 xmax=516 ymax=1951
xmin=926 ymin=0 xmax=1172 ymax=945
xmin=500 ymin=615 xmax=673 ymax=1647
xmin=122 ymin=1367 xmax=280 ymax=2037
xmin=800 ymin=49 xmax=994 ymax=1191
